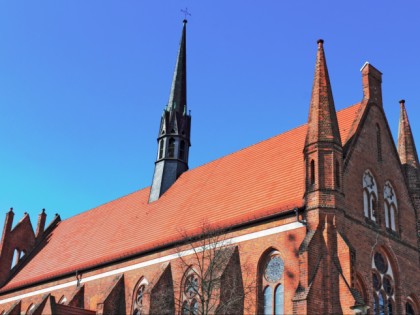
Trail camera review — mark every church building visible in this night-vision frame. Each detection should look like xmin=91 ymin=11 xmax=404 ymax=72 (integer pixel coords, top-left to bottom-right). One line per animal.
xmin=0 ymin=19 xmax=420 ymax=315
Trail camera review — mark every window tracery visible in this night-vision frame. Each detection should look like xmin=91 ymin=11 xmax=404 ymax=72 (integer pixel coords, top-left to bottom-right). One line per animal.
xmin=383 ymin=181 xmax=397 ymax=231
xmin=132 ymin=277 xmax=148 ymax=315
xmin=363 ymin=170 xmax=378 ymax=221
xmin=181 ymin=269 xmax=199 ymax=315
xmin=372 ymin=251 xmax=395 ymax=315
xmin=260 ymin=250 xmax=284 ymax=315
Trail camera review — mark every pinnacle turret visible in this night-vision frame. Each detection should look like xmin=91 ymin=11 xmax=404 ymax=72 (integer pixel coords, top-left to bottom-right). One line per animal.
xmin=304 ymin=40 xmax=343 ymax=219
xmin=305 ymin=39 xmax=342 ymax=148
xmin=398 ymin=100 xmax=419 ymax=168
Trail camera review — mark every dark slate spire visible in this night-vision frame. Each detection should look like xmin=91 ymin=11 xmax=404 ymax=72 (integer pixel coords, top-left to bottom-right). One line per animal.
xmin=149 ymin=20 xmax=191 ymax=203
xmin=398 ymin=100 xmax=419 ymax=167
xmin=305 ymin=39 xmax=342 ymax=147
xmin=167 ymin=20 xmax=187 ymax=114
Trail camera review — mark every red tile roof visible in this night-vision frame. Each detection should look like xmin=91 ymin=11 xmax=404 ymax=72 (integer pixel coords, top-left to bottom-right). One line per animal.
xmin=1 ymin=103 xmax=363 ymax=291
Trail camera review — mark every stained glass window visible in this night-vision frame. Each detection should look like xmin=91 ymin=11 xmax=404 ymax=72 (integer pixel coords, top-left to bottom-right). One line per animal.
xmin=265 ymin=256 xmax=284 ymax=283
xmin=191 ymin=299 xmax=198 ymax=315
xmin=274 ymin=284 xmax=284 ymax=315
xmin=185 ymin=274 xmax=198 ymax=298
xmin=406 ymin=302 xmax=415 ymax=315
xmin=378 ymin=293 xmax=385 ymax=315
xmin=372 ymin=251 xmax=395 ymax=315
xmin=384 ymin=181 xmax=398 ymax=231
xmin=387 ymin=298 xmax=393 ymax=315
xmin=137 ymin=285 xmax=145 ymax=305
xmin=372 ymin=272 xmax=381 ymax=290
xmin=181 ymin=301 xmax=190 ymax=315
xmin=374 ymin=253 xmax=387 ymax=274
xmin=264 ymin=286 xmax=273 ymax=315
xmin=363 ymin=170 xmax=378 ymax=221
xmin=261 ymin=252 xmax=285 ymax=315
xmin=383 ymin=277 xmax=393 ymax=295
xmin=132 ymin=278 xmax=147 ymax=315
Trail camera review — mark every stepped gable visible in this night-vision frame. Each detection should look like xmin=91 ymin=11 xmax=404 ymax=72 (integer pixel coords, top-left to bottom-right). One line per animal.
xmin=0 ymin=103 xmax=361 ymax=292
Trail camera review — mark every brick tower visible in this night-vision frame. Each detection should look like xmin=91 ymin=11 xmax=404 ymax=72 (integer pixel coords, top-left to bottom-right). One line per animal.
xmin=149 ymin=20 xmax=191 ymax=203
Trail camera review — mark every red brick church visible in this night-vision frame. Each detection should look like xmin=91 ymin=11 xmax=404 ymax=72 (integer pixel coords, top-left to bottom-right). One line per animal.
xmin=0 ymin=20 xmax=419 ymax=315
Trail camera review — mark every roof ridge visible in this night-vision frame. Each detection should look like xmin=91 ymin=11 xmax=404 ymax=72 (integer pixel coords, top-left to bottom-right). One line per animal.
xmin=184 ymin=102 xmax=362 ymax=176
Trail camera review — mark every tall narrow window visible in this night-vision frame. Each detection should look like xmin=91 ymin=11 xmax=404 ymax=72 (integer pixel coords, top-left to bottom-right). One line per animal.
xmin=259 ymin=250 xmax=285 ymax=314
xmin=168 ymin=138 xmax=175 ymax=158
xmin=158 ymin=140 xmax=164 ymax=159
xmin=335 ymin=160 xmax=340 ymax=189
xmin=376 ymin=124 xmax=382 ymax=162
xmin=264 ymin=286 xmax=273 ymax=315
xmin=274 ymin=285 xmax=284 ymax=315
xmin=363 ymin=170 xmax=378 ymax=221
xmin=310 ymin=160 xmax=315 ymax=186
xmin=180 ymin=141 xmax=186 ymax=160
xmin=406 ymin=299 xmax=417 ymax=315
xmin=384 ymin=181 xmax=397 ymax=231
xmin=378 ymin=293 xmax=385 ymax=315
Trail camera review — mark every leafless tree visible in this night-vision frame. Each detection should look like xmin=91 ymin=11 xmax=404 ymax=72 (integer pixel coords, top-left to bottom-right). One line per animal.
xmin=172 ymin=222 xmax=255 ymax=315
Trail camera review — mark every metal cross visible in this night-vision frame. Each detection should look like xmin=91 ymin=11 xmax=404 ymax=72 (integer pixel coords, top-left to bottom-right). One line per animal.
xmin=181 ymin=7 xmax=191 ymax=20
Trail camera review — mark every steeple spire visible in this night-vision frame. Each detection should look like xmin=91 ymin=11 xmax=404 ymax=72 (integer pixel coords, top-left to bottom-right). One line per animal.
xmin=167 ymin=20 xmax=187 ymax=114
xmin=305 ymin=39 xmax=342 ymax=147
xmin=149 ymin=20 xmax=192 ymax=203
xmin=398 ymin=100 xmax=419 ymax=167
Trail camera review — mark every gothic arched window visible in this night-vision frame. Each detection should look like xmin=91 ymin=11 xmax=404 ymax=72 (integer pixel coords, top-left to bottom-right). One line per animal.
xmin=260 ymin=250 xmax=285 ymax=315
xmin=406 ymin=298 xmax=418 ymax=315
xmin=131 ymin=277 xmax=148 ymax=315
xmin=310 ymin=160 xmax=315 ymax=186
xmin=158 ymin=140 xmax=164 ymax=159
xmin=180 ymin=140 xmax=186 ymax=160
xmin=363 ymin=170 xmax=378 ymax=221
xmin=335 ymin=160 xmax=340 ymax=189
xmin=181 ymin=269 xmax=199 ymax=315
xmin=168 ymin=138 xmax=175 ymax=158
xmin=372 ymin=250 xmax=396 ymax=315
xmin=383 ymin=181 xmax=397 ymax=231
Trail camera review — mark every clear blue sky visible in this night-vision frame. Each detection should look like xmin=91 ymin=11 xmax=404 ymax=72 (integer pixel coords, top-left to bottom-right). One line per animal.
xmin=0 ymin=1 xmax=419 ymax=229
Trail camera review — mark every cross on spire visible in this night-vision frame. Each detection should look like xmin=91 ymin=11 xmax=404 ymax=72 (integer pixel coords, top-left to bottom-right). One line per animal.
xmin=181 ymin=7 xmax=191 ymax=21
